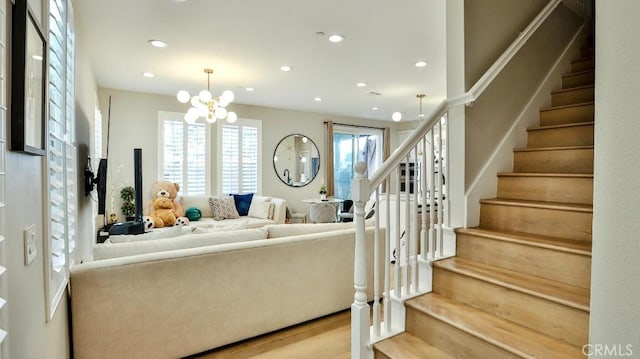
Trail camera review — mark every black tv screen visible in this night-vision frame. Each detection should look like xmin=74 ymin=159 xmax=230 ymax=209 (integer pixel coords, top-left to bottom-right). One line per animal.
xmin=96 ymin=159 xmax=107 ymax=215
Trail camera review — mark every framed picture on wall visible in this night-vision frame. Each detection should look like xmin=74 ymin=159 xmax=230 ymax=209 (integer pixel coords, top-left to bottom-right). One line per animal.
xmin=10 ymin=0 xmax=47 ymax=156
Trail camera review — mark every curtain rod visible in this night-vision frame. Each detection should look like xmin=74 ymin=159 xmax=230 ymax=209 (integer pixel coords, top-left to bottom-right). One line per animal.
xmin=323 ymin=121 xmax=386 ymax=131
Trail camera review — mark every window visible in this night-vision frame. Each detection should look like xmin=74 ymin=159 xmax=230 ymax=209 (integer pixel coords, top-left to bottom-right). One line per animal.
xmin=218 ymin=119 xmax=261 ymax=194
xmin=158 ymin=112 xmax=210 ymax=196
xmin=45 ymin=0 xmax=76 ymax=320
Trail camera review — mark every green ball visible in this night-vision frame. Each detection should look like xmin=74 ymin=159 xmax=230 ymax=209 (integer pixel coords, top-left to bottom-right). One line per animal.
xmin=185 ymin=207 xmax=202 ymax=221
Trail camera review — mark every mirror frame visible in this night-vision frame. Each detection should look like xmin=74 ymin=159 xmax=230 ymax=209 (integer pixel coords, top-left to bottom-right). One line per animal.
xmin=273 ymin=134 xmax=320 ymax=187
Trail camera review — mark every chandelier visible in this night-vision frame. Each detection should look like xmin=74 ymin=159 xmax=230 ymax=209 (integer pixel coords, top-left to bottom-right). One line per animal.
xmin=176 ymin=68 xmax=237 ymax=124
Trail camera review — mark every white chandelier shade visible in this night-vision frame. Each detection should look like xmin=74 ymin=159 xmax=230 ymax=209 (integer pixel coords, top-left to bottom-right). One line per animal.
xmin=177 ymin=68 xmax=237 ymax=124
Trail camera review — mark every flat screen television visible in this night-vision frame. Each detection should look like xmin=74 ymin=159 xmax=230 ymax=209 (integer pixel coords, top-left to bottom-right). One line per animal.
xmin=96 ymin=158 xmax=108 ymax=215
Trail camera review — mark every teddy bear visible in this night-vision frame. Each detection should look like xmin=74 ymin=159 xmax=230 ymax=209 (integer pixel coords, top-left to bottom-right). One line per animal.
xmin=144 ymin=180 xmax=189 ymax=228
xmin=149 ymin=197 xmax=177 ymax=228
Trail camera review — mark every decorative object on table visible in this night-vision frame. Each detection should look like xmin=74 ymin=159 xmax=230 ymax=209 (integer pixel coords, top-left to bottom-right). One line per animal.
xmin=120 ymin=186 xmax=136 ymax=221
xmin=319 ymin=184 xmax=327 ymax=200
xmin=185 ymin=207 xmax=202 ymax=221
xmin=109 ymin=213 xmax=118 ymax=224
xmin=176 ymin=68 xmax=238 ymax=124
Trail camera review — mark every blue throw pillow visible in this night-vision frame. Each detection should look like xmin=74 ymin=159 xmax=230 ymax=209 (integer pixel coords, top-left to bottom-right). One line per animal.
xmin=231 ymin=193 xmax=254 ymax=216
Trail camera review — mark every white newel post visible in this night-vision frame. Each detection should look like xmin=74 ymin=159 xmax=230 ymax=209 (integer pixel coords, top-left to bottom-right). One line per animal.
xmin=351 ymin=162 xmax=373 ymax=359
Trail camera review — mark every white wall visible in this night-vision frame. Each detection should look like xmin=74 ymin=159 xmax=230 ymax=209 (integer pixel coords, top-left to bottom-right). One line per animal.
xmin=97 ymin=88 xmax=403 ymax=218
xmin=590 ymin=0 xmax=640 ymax=352
xmin=4 ymin=0 xmax=71 ymax=357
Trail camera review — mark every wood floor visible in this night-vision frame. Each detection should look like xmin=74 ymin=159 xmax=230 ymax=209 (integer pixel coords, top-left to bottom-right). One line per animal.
xmin=187 ymin=310 xmax=351 ymax=359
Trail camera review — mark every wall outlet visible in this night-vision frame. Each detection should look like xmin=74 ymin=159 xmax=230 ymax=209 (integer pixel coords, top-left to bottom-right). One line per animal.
xmin=24 ymin=224 xmax=37 ymax=265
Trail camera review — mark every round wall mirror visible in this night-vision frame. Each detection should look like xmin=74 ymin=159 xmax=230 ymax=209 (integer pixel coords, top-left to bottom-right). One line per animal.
xmin=273 ymin=134 xmax=320 ymax=187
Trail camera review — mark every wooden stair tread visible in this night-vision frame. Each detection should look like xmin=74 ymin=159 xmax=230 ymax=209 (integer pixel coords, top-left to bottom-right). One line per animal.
xmin=571 ymin=56 xmax=593 ymax=63
xmin=434 ymin=258 xmax=590 ymax=311
xmin=480 ymin=198 xmax=593 ymax=213
xmin=550 ymin=84 xmax=593 ymax=95
xmin=497 ymin=172 xmax=593 ymax=179
xmin=514 ymin=145 xmax=593 ymax=152
xmin=563 ymin=69 xmax=594 ymax=77
xmin=540 ymin=101 xmax=593 ymax=112
xmin=456 ymin=227 xmax=592 ymax=256
xmin=374 ymin=333 xmax=453 ymax=359
xmin=527 ymin=121 xmax=593 ymax=131
xmin=407 ymin=294 xmax=584 ymax=358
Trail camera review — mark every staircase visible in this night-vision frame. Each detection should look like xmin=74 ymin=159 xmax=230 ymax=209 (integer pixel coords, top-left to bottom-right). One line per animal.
xmin=374 ymin=42 xmax=594 ymax=358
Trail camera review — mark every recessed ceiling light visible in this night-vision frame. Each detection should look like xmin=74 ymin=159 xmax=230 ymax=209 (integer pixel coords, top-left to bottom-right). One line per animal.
xmin=142 ymin=72 xmax=154 ymax=78
xmin=371 ymin=106 xmax=379 ymax=111
xmin=148 ymin=39 xmax=168 ymax=48
xmin=245 ymin=87 xmax=255 ymax=92
xmin=415 ymin=60 xmax=428 ymax=68
xmin=392 ymin=112 xmax=402 ymax=122
xmin=356 ymin=82 xmax=367 ymax=87
xmin=328 ymin=34 xmax=344 ymax=43
xmin=280 ymin=65 xmax=292 ymax=72
xmin=314 ymin=97 xmax=323 ymax=102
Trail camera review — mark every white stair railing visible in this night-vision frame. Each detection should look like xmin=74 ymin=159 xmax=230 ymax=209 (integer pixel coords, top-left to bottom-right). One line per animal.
xmin=351 ymin=0 xmax=565 ymax=357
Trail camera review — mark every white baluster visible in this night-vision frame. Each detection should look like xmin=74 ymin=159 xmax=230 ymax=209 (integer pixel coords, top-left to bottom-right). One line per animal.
xmin=420 ymin=135 xmax=428 ymax=262
xmin=351 ymin=162 xmax=372 ymax=359
xmin=411 ymin=146 xmax=419 ymax=293
xmin=437 ymin=121 xmax=444 ymax=258
xmin=394 ymin=167 xmax=401 ymax=297
xmin=429 ymin=129 xmax=436 ymax=259
xmin=384 ymin=175 xmax=391 ymax=333
xmin=403 ymin=154 xmax=410 ymax=297
xmin=373 ymin=188 xmax=381 ymax=338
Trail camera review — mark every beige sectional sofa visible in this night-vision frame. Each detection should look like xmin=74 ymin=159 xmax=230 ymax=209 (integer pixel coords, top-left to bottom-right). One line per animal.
xmin=70 ymin=222 xmax=379 ymax=359
xmin=179 ymin=195 xmax=287 ymax=228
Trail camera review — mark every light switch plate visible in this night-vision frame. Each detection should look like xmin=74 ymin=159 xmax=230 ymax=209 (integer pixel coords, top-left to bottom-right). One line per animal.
xmin=24 ymin=224 xmax=37 ymax=265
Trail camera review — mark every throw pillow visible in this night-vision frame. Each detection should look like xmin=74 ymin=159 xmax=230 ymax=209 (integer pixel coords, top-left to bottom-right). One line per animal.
xmin=231 ymin=193 xmax=254 ymax=216
xmin=248 ymin=200 xmax=272 ymax=219
xmin=209 ymin=196 xmax=240 ymax=221
xmin=185 ymin=207 xmax=202 ymax=221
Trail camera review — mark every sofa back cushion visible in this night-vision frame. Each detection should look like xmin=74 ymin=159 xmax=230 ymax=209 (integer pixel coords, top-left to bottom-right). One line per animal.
xmin=180 ymin=196 xmax=213 ymax=218
xmin=94 ymin=227 xmax=268 ymax=260
xmin=265 ymin=222 xmax=356 ymax=239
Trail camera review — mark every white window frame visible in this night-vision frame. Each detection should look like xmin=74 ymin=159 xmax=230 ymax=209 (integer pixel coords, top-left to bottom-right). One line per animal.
xmin=217 ymin=118 xmax=262 ymax=194
xmin=44 ymin=0 xmax=76 ymax=321
xmin=157 ymin=111 xmax=211 ymax=196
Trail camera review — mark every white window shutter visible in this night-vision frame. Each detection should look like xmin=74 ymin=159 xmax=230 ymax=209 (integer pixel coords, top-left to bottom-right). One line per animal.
xmin=219 ymin=119 xmax=261 ymax=194
xmin=159 ymin=113 xmax=209 ymax=196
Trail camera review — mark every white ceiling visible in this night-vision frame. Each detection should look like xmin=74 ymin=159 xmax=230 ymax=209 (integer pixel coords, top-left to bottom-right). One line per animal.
xmin=74 ymin=0 xmax=447 ymax=122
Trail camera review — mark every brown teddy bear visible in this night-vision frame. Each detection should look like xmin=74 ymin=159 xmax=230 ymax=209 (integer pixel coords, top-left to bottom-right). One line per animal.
xmin=149 ymin=197 xmax=177 ymax=228
xmin=144 ymin=181 xmax=188 ymax=228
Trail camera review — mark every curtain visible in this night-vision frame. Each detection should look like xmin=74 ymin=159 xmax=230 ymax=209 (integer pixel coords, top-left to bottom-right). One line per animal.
xmin=325 ymin=121 xmax=335 ymax=196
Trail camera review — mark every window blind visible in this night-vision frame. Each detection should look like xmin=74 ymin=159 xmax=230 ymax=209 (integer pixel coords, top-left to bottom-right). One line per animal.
xmin=220 ymin=119 xmax=261 ymax=194
xmin=46 ymin=0 xmax=76 ymax=320
xmin=159 ymin=113 xmax=209 ymax=196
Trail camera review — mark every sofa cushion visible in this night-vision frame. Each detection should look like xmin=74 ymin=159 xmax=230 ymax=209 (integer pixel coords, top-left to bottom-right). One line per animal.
xmin=209 ymin=196 xmax=240 ymax=220
xmin=248 ymin=200 xmax=272 ymax=219
xmin=180 ymin=196 xmax=213 ymax=218
xmin=109 ymin=226 xmax=191 ymax=243
xmin=94 ymin=227 xmax=268 ymax=260
xmin=231 ymin=193 xmax=254 ymax=216
xmin=265 ymin=222 xmax=356 ymax=238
